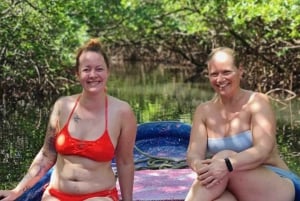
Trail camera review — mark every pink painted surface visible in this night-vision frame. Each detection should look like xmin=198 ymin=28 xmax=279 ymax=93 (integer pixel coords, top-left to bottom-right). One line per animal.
xmin=118 ymin=168 xmax=196 ymax=201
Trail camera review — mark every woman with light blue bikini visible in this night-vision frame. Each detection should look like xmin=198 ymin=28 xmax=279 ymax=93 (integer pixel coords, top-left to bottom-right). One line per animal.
xmin=185 ymin=47 xmax=300 ymax=201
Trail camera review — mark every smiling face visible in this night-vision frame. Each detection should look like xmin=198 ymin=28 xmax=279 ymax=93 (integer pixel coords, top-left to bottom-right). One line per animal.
xmin=77 ymin=51 xmax=109 ymax=94
xmin=208 ymin=50 xmax=242 ymax=97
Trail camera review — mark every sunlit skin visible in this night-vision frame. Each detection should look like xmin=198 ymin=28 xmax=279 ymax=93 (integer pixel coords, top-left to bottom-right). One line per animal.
xmin=185 ymin=48 xmax=295 ymax=201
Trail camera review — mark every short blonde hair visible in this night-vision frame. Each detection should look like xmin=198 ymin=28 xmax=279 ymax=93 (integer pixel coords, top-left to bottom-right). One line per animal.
xmin=207 ymin=47 xmax=241 ymax=68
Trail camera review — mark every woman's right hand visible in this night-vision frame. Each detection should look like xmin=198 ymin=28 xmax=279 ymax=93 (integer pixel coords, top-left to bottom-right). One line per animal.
xmin=0 ymin=190 xmax=20 ymax=201
xmin=191 ymin=159 xmax=207 ymax=173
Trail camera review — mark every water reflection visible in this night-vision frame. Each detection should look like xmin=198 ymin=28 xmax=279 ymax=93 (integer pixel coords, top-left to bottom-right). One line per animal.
xmin=108 ymin=62 xmax=213 ymax=123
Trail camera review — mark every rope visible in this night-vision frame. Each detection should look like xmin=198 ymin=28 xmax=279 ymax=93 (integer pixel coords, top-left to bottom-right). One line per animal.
xmin=134 ymin=145 xmax=188 ymax=170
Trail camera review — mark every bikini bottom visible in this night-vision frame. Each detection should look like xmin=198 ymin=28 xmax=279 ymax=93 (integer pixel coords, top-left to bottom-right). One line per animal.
xmin=266 ymin=165 xmax=300 ymax=201
xmin=48 ymin=187 xmax=119 ymax=201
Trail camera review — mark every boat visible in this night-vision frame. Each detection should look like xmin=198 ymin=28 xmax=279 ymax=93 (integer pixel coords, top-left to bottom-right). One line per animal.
xmin=16 ymin=121 xmax=194 ymax=201
xmin=14 ymin=121 xmax=300 ymax=201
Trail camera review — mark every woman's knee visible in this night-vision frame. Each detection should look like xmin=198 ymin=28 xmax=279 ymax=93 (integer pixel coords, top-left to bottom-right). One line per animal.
xmin=185 ymin=178 xmax=230 ymax=201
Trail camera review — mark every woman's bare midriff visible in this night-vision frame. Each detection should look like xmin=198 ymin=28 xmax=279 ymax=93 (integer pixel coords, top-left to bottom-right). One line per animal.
xmin=48 ymin=155 xmax=116 ymax=194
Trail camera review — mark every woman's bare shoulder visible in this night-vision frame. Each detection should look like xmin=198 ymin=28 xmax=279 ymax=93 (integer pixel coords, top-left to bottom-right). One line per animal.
xmin=193 ymin=100 xmax=217 ymax=122
xmin=247 ymin=91 xmax=274 ymax=115
xmin=196 ymin=99 xmax=217 ymax=112
xmin=108 ymin=95 xmax=132 ymax=110
xmin=54 ymin=94 xmax=80 ymax=106
xmin=248 ymin=91 xmax=271 ymax=105
xmin=108 ymin=96 xmax=136 ymax=127
xmin=51 ymin=94 xmax=80 ymax=117
xmin=57 ymin=94 xmax=79 ymax=102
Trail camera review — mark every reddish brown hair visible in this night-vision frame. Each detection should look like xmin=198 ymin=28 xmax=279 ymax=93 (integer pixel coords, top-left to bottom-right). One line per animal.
xmin=75 ymin=38 xmax=110 ymax=71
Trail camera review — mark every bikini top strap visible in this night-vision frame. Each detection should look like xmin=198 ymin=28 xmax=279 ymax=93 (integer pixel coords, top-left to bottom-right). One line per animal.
xmin=105 ymin=95 xmax=108 ymax=129
xmin=66 ymin=95 xmax=81 ymax=124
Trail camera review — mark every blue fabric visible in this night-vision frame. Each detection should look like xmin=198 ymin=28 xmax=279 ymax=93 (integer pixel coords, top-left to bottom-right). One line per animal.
xmin=207 ymin=130 xmax=253 ymax=155
xmin=266 ymin=166 xmax=300 ymax=201
xmin=15 ymin=168 xmax=53 ymax=201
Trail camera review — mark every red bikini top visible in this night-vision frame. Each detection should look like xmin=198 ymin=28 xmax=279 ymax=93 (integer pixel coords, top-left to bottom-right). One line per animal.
xmin=55 ymin=96 xmax=115 ymax=162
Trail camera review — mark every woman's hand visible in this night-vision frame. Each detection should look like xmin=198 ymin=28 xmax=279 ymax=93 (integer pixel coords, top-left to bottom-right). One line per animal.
xmin=196 ymin=158 xmax=229 ymax=188
xmin=0 ymin=190 xmax=20 ymax=201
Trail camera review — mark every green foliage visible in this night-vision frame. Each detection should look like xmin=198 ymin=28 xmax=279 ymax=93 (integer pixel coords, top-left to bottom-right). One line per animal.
xmin=1 ymin=1 xmax=83 ymax=114
xmin=118 ymin=0 xmax=299 ymax=93
xmin=1 ymin=0 xmax=299 ymax=105
xmin=0 ymin=0 xmax=299 ymax=117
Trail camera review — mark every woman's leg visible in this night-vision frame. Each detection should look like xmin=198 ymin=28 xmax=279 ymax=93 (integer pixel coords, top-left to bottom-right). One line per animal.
xmin=212 ymin=150 xmax=294 ymax=201
xmin=215 ymin=190 xmax=238 ymax=201
xmin=185 ymin=173 xmax=230 ymax=201
xmin=185 ymin=151 xmax=236 ymax=201
xmin=228 ymin=166 xmax=295 ymax=201
xmin=185 ymin=150 xmax=295 ymax=201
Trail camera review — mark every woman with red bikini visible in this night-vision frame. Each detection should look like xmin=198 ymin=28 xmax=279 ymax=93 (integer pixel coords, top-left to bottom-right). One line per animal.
xmin=0 ymin=38 xmax=137 ymax=201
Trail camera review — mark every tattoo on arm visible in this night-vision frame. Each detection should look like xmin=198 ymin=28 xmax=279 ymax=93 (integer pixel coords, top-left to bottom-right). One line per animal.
xmin=45 ymin=125 xmax=57 ymax=154
xmin=21 ymin=163 xmax=46 ymax=191
xmin=22 ymin=186 xmax=29 ymax=192
xmin=46 ymin=136 xmax=56 ymax=153
xmin=74 ymin=113 xmax=81 ymax=123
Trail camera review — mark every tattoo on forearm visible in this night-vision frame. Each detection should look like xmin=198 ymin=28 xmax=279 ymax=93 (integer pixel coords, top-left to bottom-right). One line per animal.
xmin=45 ymin=125 xmax=57 ymax=153
xmin=22 ymin=186 xmax=29 ymax=192
xmin=47 ymin=124 xmax=56 ymax=133
xmin=74 ymin=113 xmax=81 ymax=123
xmin=21 ymin=164 xmax=45 ymax=192
xmin=47 ymin=136 xmax=56 ymax=153
xmin=27 ymin=164 xmax=44 ymax=179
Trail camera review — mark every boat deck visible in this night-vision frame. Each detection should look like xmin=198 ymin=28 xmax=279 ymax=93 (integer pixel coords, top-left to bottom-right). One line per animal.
xmin=118 ymin=168 xmax=195 ymax=201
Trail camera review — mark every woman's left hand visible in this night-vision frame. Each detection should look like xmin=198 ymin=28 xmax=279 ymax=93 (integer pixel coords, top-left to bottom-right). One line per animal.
xmin=196 ymin=158 xmax=229 ymax=188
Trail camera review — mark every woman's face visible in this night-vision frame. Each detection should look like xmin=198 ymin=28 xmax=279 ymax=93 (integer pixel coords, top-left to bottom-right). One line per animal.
xmin=77 ymin=51 xmax=109 ymax=94
xmin=208 ymin=51 xmax=242 ymax=97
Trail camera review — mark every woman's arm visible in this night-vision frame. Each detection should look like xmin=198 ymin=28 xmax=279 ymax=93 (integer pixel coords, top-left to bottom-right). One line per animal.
xmin=115 ymin=103 xmax=137 ymax=201
xmin=186 ymin=104 xmax=208 ymax=172
xmin=0 ymin=99 xmax=61 ymax=200
xmin=228 ymin=93 xmax=276 ymax=171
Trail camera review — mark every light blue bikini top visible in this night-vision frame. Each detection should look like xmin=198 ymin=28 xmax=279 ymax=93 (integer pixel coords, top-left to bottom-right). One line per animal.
xmin=207 ymin=130 xmax=253 ymax=155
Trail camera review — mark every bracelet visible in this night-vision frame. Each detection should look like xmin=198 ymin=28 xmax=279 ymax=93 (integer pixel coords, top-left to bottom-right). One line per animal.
xmin=224 ymin=157 xmax=233 ymax=172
